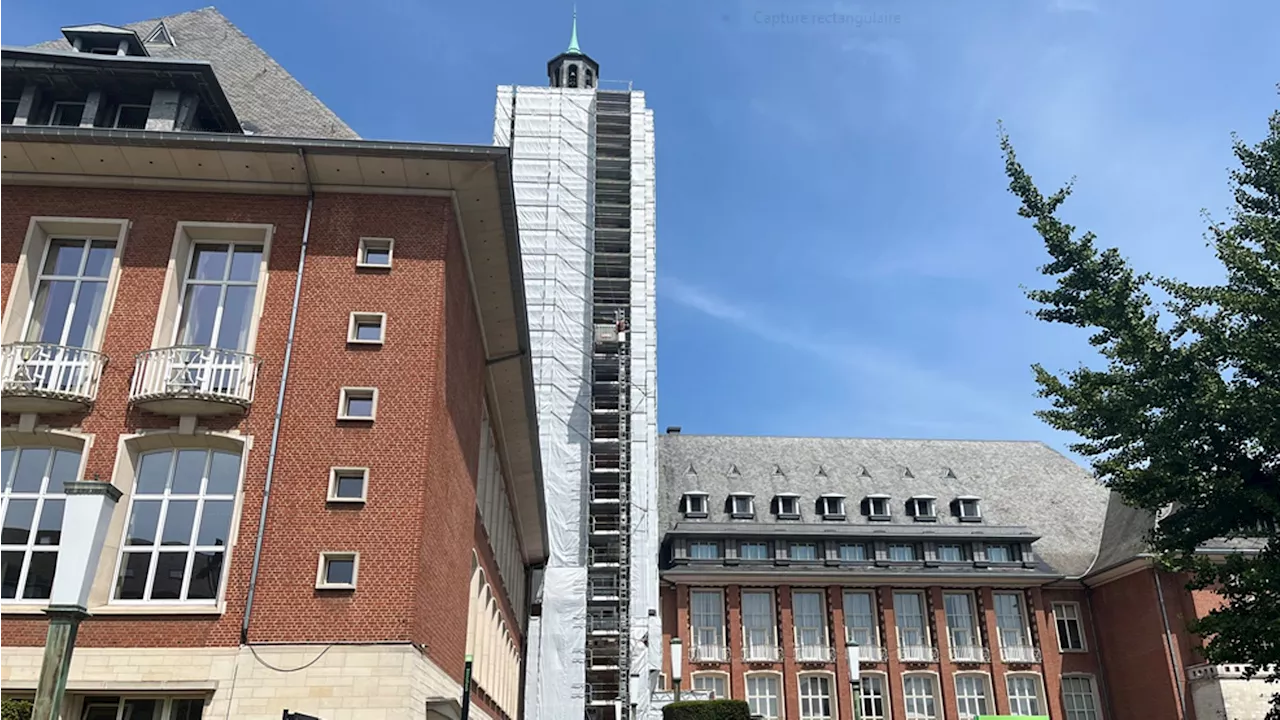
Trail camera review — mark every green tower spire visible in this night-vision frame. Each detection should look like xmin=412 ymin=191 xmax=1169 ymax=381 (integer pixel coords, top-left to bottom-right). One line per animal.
xmin=566 ymin=7 xmax=582 ymax=55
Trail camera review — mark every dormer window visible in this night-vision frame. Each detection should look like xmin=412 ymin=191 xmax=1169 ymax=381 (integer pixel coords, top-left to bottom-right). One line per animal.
xmin=956 ymin=496 xmax=983 ymax=522
xmin=729 ymin=493 xmax=755 ymax=519
xmin=775 ymin=494 xmax=800 ymax=519
xmin=986 ymin=544 xmax=1016 ymax=563
xmin=819 ymin=494 xmax=846 ymax=520
xmin=864 ymin=494 xmax=891 ymax=521
xmin=683 ymin=492 xmax=709 ymax=518
xmin=906 ymin=495 xmax=937 ymax=522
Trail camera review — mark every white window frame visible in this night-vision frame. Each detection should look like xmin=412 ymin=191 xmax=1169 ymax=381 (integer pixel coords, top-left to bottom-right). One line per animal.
xmin=937 ymin=544 xmax=965 ymax=562
xmin=112 ymin=103 xmax=150 ymax=129
xmin=691 ymin=671 xmax=729 ymax=700
xmin=797 ymin=672 xmax=834 ymax=720
xmin=994 ymin=592 xmax=1032 ymax=653
xmin=327 ymin=467 xmax=369 ymax=503
xmin=1053 ymin=601 xmax=1088 ymax=652
xmin=907 ymin=496 xmax=936 ymax=520
xmin=347 ymin=312 xmax=387 ymax=345
xmin=842 ymin=590 xmax=878 ymax=648
xmin=76 ymin=696 xmax=208 ymax=719
xmin=337 ymin=387 xmax=378 ymax=421
xmin=0 ymin=443 xmax=84 ymax=604
xmin=18 ymin=237 xmax=119 ymax=349
xmin=777 ymin=494 xmax=800 ymax=517
xmin=110 ymin=446 xmax=244 ymax=605
xmin=740 ymin=541 xmax=769 ymax=560
xmin=985 ymin=543 xmax=1014 ymax=563
xmin=888 ymin=543 xmax=917 ymax=562
xmin=839 ymin=543 xmax=867 ymax=561
xmin=867 ymin=495 xmax=891 ymax=519
xmin=683 ymin=492 xmax=708 ymax=517
xmin=688 ymin=541 xmax=719 ymax=560
xmin=690 ymin=589 xmax=726 ymax=661
xmin=730 ymin=493 xmax=755 ymax=517
xmin=792 ymin=590 xmax=829 ymax=661
xmin=357 ymin=237 xmax=395 ymax=268
xmin=954 ymin=673 xmax=992 ymax=720
xmin=1061 ymin=674 xmax=1102 ymax=720
xmin=744 ymin=671 xmax=782 ymax=719
xmin=893 ymin=591 xmax=930 ymax=654
xmin=819 ymin=495 xmax=845 ymax=518
xmin=741 ymin=590 xmax=778 ymax=660
xmin=172 ymin=240 xmax=266 ymax=351
xmin=902 ymin=673 xmax=939 ymax=720
xmin=790 ymin=542 xmax=818 ymax=561
xmin=316 ymin=551 xmax=359 ymax=589
xmin=859 ymin=672 xmax=889 ymax=720
xmin=1005 ymin=673 xmax=1045 ymax=716
xmin=944 ymin=592 xmax=980 ymax=659
xmin=957 ymin=496 xmax=982 ymax=520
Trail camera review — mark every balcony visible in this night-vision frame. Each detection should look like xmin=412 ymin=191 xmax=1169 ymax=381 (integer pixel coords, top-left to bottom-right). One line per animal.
xmin=1000 ymin=645 xmax=1042 ymax=664
xmin=689 ymin=644 xmax=729 ymax=663
xmin=949 ymin=645 xmax=991 ymax=663
xmin=129 ymin=346 xmax=260 ymax=416
xmin=898 ymin=645 xmax=940 ymax=663
xmin=794 ymin=645 xmax=834 ymax=663
xmin=740 ymin=644 xmax=783 ymax=663
xmin=1 ymin=343 xmax=106 ymax=413
xmin=845 ymin=643 xmax=889 ymax=663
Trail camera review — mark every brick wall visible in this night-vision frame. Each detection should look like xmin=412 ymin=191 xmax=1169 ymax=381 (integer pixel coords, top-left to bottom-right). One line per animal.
xmin=1 ymin=187 xmax=515 ymax=686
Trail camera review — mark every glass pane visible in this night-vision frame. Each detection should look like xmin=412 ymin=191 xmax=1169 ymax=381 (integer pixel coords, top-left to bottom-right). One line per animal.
xmin=26 ymin=280 xmax=75 ymax=343
xmin=12 ymin=448 xmax=50 ymax=493
xmin=197 ymin=501 xmax=233 ymax=546
xmin=325 ymin=557 xmax=355 ymax=584
xmin=3 ymin=500 xmax=37 ymax=544
xmin=187 ymin=551 xmax=223 ymax=600
xmin=190 ymin=244 xmax=229 ymax=280
xmin=123 ymin=699 xmax=160 ymax=719
xmin=135 ymin=451 xmax=172 ymax=494
xmin=126 ymin=500 xmax=163 ymax=545
xmin=177 ymin=284 xmax=221 ymax=346
xmin=35 ymin=499 xmax=65 ymax=545
xmin=50 ymin=449 xmax=82 ymax=484
xmin=43 ymin=240 xmax=85 ymax=275
xmin=1 ymin=551 xmax=23 ymax=599
xmin=83 ymin=241 xmax=116 ymax=278
xmin=335 ymin=475 xmax=364 ymax=499
xmin=52 ymin=103 xmax=84 ymax=126
xmin=215 ymin=286 xmax=254 ymax=350
xmin=115 ymin=552 xmax=152 ymax=599
xmin=169 ymin=697 xmax=206 ymax=720
xmin=355 ymin=321 xmax=382 ymax=341
xmin=363 ymin=245 xmax=391 ymax=265
xmin=206 ymin=451 xmax=241 ymax=495
xmin=115 ymin=104 xmax=149 ymax=130
xmin=228 ymin=246 xmax=263 ymax=282
xmin=64 ymin=280 xmax=107 ymax=348
xmin=22 ymin=551 xmax=57 ymax=599
xmin=173 ymin=450 xmax=208 ymax=495
xmin=161 ymin=501 xmax=197 ymax=545
xmin=1 ymin=448 xmax=14 ymax=489
xmin=152 ymin=552 xmax=188 ymax=599
xmin=345 ymin=396 xmax=374 ymax=417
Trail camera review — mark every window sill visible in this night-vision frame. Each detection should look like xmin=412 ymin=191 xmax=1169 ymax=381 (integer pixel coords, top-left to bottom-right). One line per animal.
xmin=912 ymin=516 xmax=938 ymax=523
xmin=326 ymin=497 xmax=368 ymax=505
xmin=959 ymin=516 xmax=983 ymax=523
xmin=336 ymin=415 xmax=376 ymax=422
xmin=355 ymin=261 xmax=393 ymax=271
xmin=867 ymin=515 xmax=892 ymax=522
xmin=822 ymin=515 xmax=847 ymax=521
xmin=1059 ymin=648 xmax=1089 ymax=654
xmin=684 ymin=512 xmax=708 ymax=520
xmin=776 ymin=514 xmax=800 ymax=521
xmin=316 ymin=584 xmax=357 ymax=591
xmin=730 ymin=513 xmax=755 ymax=520
xmin=346 ymin=339 xmax=384 ymax=346
xmin=1 ymin=604 xmax=50 ymax=615
xmin=94 ymin=603 xmax=226 ymax=616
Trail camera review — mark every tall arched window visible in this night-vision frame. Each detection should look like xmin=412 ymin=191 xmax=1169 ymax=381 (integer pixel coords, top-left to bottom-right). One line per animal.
xmin=567 ymin=65 xmax=579 ymax=88
xmin=585 ymin=68 xmax=595 ymax=88
xmin=1 ymin=445 xmax=81 ymax=601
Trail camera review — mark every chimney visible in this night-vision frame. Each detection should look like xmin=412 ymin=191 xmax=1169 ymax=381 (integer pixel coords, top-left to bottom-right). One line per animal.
xmin=666 ymin=426 xmax=682 ymax=434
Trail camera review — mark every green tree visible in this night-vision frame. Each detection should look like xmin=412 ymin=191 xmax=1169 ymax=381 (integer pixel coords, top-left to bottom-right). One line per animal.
xmin=1001 ymin=107 xmax=1280 ymax=716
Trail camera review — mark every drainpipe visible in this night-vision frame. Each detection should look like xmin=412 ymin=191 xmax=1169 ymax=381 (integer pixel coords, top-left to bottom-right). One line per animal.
xmin=241 ymin=149 xmax=314 ymax=644
xmin=1153 ymin=567 xmax=1189 ymax=720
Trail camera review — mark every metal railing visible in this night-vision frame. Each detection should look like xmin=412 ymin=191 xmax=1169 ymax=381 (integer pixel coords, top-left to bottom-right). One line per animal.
xmin=588 ymin=608 xmax=620 ymax=632
xmin=1000 ymin=645 xmax=1042 ymax=663
xmin=588 ymin=575 xmax=620 ymax=598
xmin=588 ymin=544 xmax=621 ymax=566
xmin=794 ymin=645 xmax=834 ymax=663
xmin=689 ymin=644 xmax=729 ymax=663
xmin=741 ymin=644 xmax=784 ymax=662
xmin=949 ymin=645 xmax=991 ymax=663
xmin=1 ymin=342 xmax=106 ymax=405
xmin=898 ymin=645 xmax=940 ymax=663
xmin=130 ymin=346 xmax=259 ymax=407
xmin=590 ymin=515 xmax=622 ymax=534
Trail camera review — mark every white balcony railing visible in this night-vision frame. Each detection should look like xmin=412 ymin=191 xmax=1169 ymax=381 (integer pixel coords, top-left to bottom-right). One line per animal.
xmin=949 ymin=645 xmax=991 ymax=663
xmin=1000 ymin=645 xmax=1042 ymax=663
xmin=130 ymin=346 xmax=259 ymax=411
xmin=845 ymin=643 xmax=889 ymax=662
xmin=1 ymin=342 xmax=106 ymax=408
xmin=742 ymin=644 xmax=784 ymax=662
xmin=690 ymin=644 xmax=729 ymax=663
xmin=794 ymin=645 xmax=834 ymax=663
xmin=898 ymin=645 xmax=940 ymax=662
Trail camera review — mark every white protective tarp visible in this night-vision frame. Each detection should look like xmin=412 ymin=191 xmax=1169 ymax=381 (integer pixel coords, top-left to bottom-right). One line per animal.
xmin=534 ymin=567 xmax=587 ymax=720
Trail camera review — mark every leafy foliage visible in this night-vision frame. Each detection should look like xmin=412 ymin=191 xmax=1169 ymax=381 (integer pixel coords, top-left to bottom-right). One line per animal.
xmin=0 ymin=699 xmax=34 ymax=720
xmin=1001 ymin=107 xmax=1280 ymax=716
xmin=662 ymin=699 xmax=753 ymax=720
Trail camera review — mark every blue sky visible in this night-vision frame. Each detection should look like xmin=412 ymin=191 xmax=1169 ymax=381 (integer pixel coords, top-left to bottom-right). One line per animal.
xmin=5 ymin=0 xmax=1278 ymax=453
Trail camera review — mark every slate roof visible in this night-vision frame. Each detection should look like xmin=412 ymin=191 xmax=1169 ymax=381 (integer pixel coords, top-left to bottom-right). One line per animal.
xmin=658 ymin=434 xmax=1112 ymax=577
xmin=30 ymin=7 xmax=357 ymax=139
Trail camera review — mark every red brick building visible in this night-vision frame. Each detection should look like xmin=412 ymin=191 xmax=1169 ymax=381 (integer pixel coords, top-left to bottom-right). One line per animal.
xmin=655 ymin=432 xmax=1273 ymax=720
xmin=1 ymin=10 xmax=545 ymax=720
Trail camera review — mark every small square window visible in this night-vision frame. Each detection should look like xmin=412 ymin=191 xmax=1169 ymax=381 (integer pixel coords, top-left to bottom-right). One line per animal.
xmin=820 ymin=496 xmax=846 ymax=519
xmin=730 ymin=495 xmax=754 ymax=517
xmin=50 ymin=101 xmax=85 ymax=127
xmin=907 ymin=497 xmax=937 ymax=521
xmin=888 ymin=543 xmax=917 ymax=562
xmin=957 ymin=498 xmax=983 ymax=521
xmin=684 ymin=493 xmax=708 ymax=517
xmin=777 ymin=495 xmax=800 ymax=518
xmin=867 ymin=496 xmax=891 ymax=520
xmin=689 ymin=541 xmax=720 ymax=560
xmin=986 ymin=544 xmax=1014 ymax=562
xmin=317 ymin=552 xmax=359 ymax=589
xmin=347 ymin=312 xmax=387 ymax=344
xmin=113 ymin=103 xmax=149 ymax=129
xmin=328 ymin=467 xmax=368 ymax=503
xmin=338 ymin=387 xmax=378 ymax=421
xmin=937 ymin=544 xmax=965 ymax=562
xmin=839 ymin=543 xmax=867 ymax=561
xmin=357 ymin=237 xmax=394 ymax=268
xmin=790 ymin=542 xmax=817 ymax=561
xmin=740 ymin=541 xmax=770 ymax=560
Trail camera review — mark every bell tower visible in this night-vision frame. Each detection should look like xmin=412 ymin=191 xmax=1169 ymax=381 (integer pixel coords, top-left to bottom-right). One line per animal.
xmin=547 ymin=10 xmax=599 ymax=88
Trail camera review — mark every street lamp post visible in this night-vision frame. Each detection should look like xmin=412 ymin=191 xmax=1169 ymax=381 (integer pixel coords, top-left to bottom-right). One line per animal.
xmin=846 ymin=642 xmax=862 ymax=720
xmin=670 ymin=637 xmax=683 ymax=703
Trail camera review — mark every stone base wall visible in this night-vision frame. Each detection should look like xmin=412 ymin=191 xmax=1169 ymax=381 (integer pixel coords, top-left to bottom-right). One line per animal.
xmin=0 ymin=644 xmax=491 ymax=720
xmin=1188 ymin=664 xmax=1276 ymax=720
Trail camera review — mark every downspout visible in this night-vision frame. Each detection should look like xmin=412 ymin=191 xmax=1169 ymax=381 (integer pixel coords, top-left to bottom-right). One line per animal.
xmin=241 ymin=148 xmax=315 ymax=644
xmin=1153 ymin=567 xmax=1189 ymax=720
